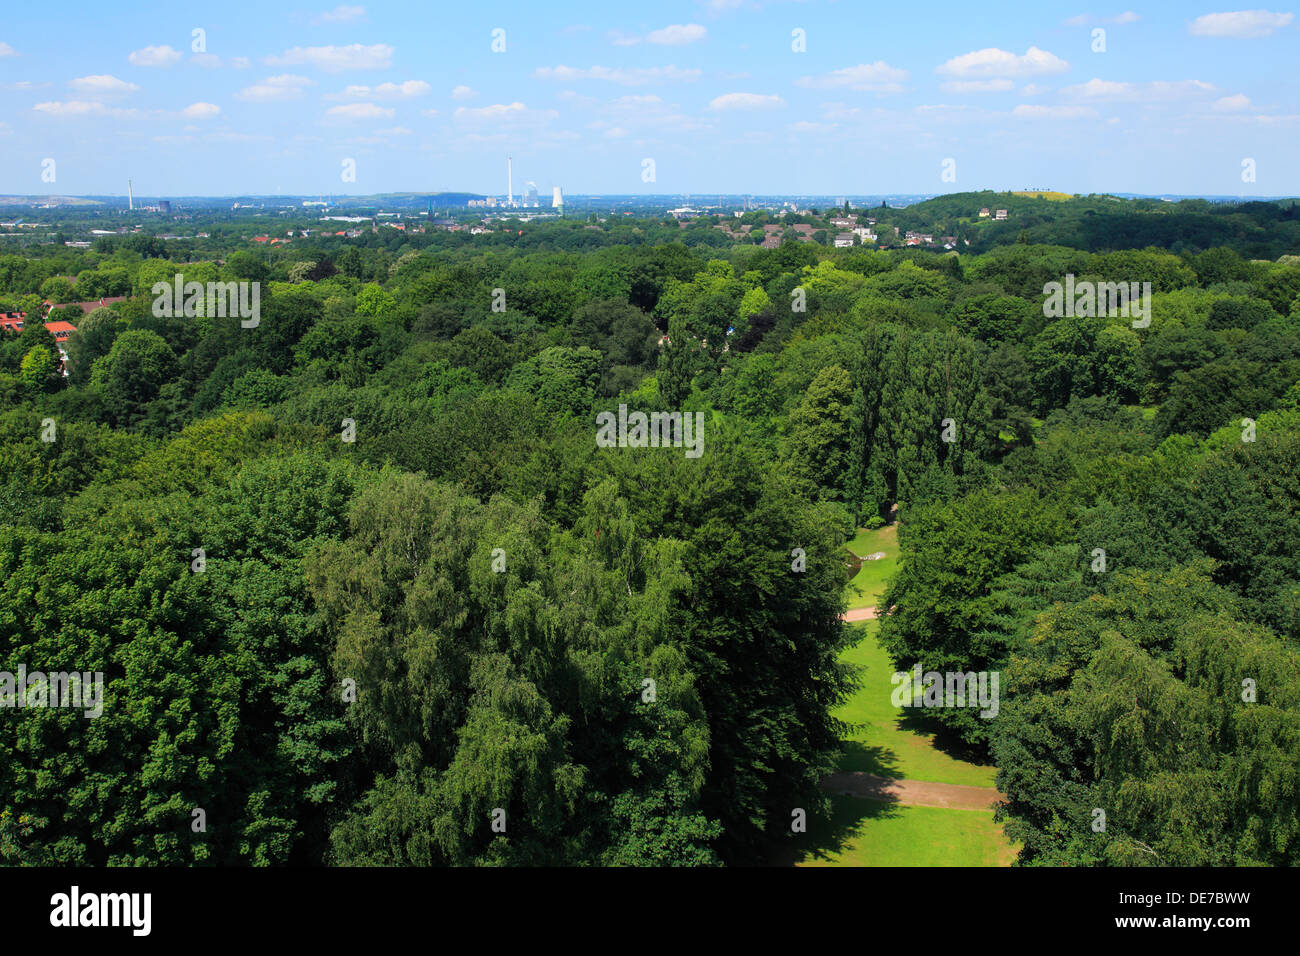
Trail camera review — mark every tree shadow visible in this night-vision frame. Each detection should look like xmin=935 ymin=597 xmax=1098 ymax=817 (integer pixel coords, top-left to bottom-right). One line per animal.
xmin=764 ymin=741 xmax=906 ymax=866
xmin=896 ymin=709 xmax=997 ymax=767
xmin=836 ymin=740 xmax=903 ymax=778
xmin=768 ymin=791 xmax=904 ymax=867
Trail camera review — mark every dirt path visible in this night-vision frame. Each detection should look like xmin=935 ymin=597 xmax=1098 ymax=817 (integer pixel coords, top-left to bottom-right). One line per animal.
xmin=822 ymin=771 xmax=1003 ymax=811
xmin=842 ymin=607 xmax=878 ymax=622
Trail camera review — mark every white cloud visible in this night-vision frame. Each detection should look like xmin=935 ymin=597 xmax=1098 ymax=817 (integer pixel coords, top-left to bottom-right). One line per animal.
xmin=372 ymin=81 xmax=426 ymax=97
xmin=337 ymin=79 xmax=429 ymax=99
xmin=325 ymin=102 xmax=395 ymax=121
xmin=0 ymin=42 xmax=17 ymax=57
xmin=69 ymin=74 xmax=139 ymax=96
xmin=608 ymin=29 xmax=641 ymax=46
xmin=315 ymin=5 xmax=366 ymax=23
xmin=1213 ymin=93 xmax=1253 ymax=110
xmin=452 ymin=102 xmax=557 ymax=126
xmin=1063 ymin=77 xmax=1216 ymax=100
xmin=236 ymin=74 xmax=315 ymax=101
xmin=941 ymin=79 xmax=1014 ymax=93
xmin=1013 ymin=104 xmax=1098 ymax=119
xmin=647 ymin=24 xmax=707 ymax=45
xmin=181 ymin=102 xmax=221 ymax=119
xmin=708 ymin=92 xmax=784 ymax=110
xmin=1021 ymin=83 xmax=1048 ymax=96
xmin=795 ymin=62 xmax=908 ymax=93
xmin=1065 ymin=11 xmax=1140 ymax=25
xmin=1188 ymin=10 xmax=1293 ymax=37
xmin=129 ymin=45 xmax=182 ymax=67
xmin=190 ymin=53 xmax=223 ymax=68
xmin=937 ymin=46 xmax=1069 ymax=79
xmin=231 ymin=56 xmax=251 ymax=69
xmin=267 ymin=43 xmax=393 ymax=71
xmin=1064 ymin=78 xmax=1132 ymax=98
xmin=451 ymin=85 xmax=477 ymax=100
xmin=534 ymin=65 xmax=701 ymax=85
xmin=609 ymin=94 xmax=664 ymax=108
xmin=33 ymin=100 xmax=137 ymax=118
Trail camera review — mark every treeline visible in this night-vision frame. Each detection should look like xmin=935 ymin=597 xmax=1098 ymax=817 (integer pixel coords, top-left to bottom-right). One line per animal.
xmin=2 ymin=221 xmax=1299 ymax=865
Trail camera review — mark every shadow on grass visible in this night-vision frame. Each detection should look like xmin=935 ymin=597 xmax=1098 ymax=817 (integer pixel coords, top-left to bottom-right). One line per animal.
xmin=836 ymin=740 xmax=903 ymax=778
xmin=768 ymin=793 xmax=903 ymax=866
xmin=896 ymin=709 xmax=997 ymax=768
xmin=763 ymin=741 xmax=904 ymax=867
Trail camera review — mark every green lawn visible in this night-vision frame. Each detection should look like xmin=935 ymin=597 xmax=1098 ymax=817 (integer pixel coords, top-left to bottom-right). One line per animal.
xmin=797 ymin=799 xmax=1018 ymax=867
xmin=835 ymin=621 xmax=997 ymax=787
xmin=844 ymin=524 xmax=898 ymax=611
xmin=785 ymin=528 xmax=1016 ymax=866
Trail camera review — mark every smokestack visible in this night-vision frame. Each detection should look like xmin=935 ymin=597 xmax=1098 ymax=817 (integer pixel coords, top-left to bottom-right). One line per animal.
xmin=128 ymin=180 xmax=134 ymax=211
xmin=507 ymin=157 xmax=513 ymax=207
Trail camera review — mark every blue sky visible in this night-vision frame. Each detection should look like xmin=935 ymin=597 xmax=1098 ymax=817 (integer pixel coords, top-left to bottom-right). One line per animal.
xmin=1 ymin=1 xmax=1297 ymax=197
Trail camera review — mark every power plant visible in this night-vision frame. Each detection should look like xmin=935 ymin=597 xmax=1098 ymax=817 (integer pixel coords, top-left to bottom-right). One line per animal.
xmin=462 ymin=157 xmax=559 ymax=212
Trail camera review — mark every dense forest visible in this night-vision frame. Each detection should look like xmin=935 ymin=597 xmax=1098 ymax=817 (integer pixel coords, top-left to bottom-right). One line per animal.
xmin=2 ymin=195 xmax=1299 ymax=866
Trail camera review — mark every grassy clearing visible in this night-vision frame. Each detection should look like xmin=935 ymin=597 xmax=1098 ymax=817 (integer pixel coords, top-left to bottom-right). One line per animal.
xmin=836 ymin=621 xmax=997 ymax=787
xmin=786 ymin=526 xmax=1016 ymax=866
xmin=844 ymin=524 xmax=898 ymax=611
xmin=1012 ymin=190 xmax=1073 ymax=201
xmin=796 ymin=799 xmax=1018 ymax=867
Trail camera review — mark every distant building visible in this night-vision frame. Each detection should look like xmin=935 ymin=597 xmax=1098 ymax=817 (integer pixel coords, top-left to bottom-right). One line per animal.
xmin=994 ymin=209 xmax=1008 ymax=220
xmin=833 ymin=233 xmax=855 ymax=248
xmin=44 ymin=320 xmax=77 ymax=343
xmin=45 ymin=296 xmax=126 ymax=316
